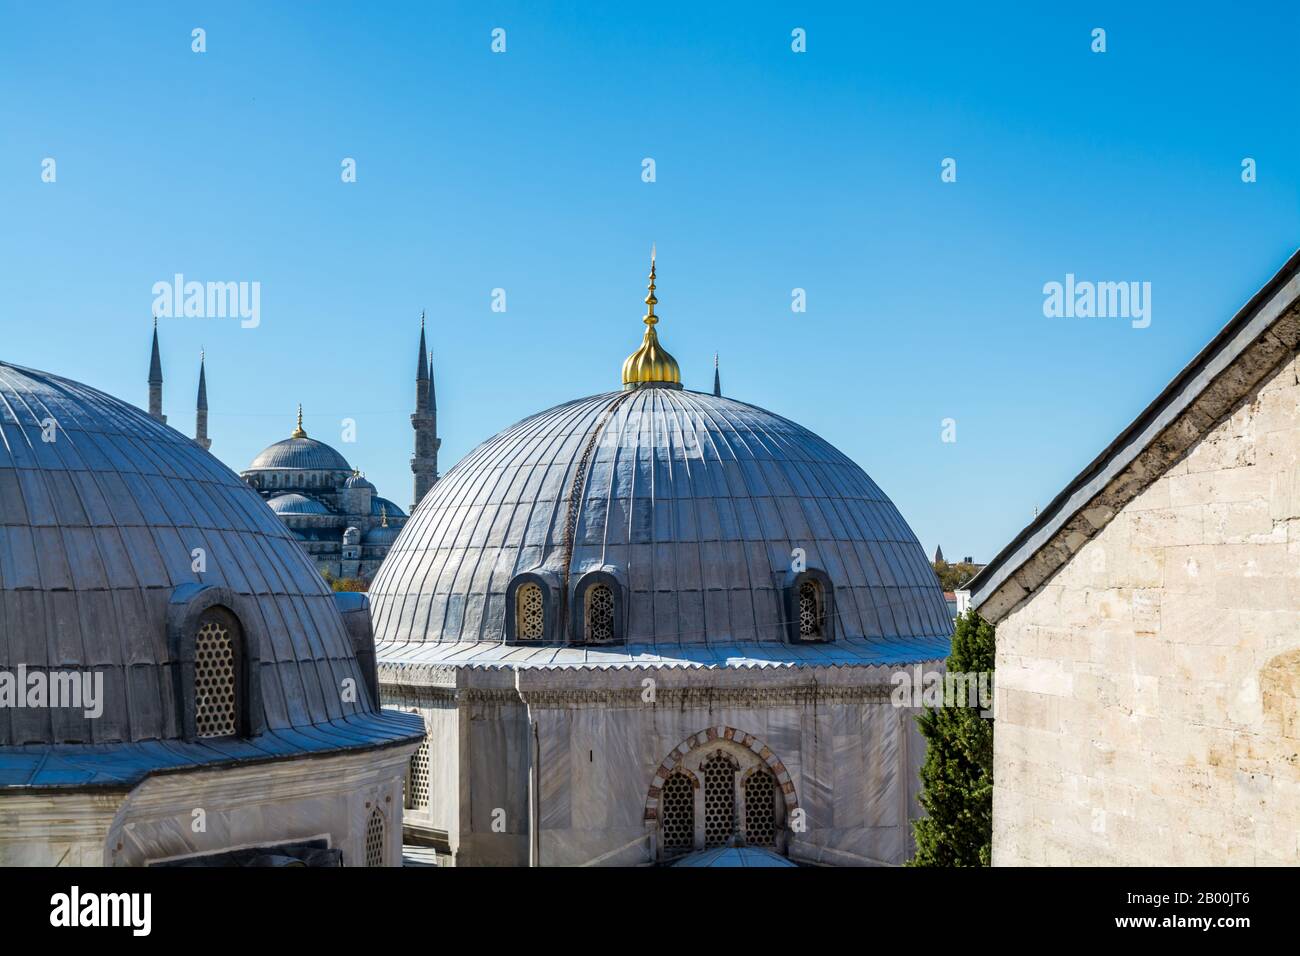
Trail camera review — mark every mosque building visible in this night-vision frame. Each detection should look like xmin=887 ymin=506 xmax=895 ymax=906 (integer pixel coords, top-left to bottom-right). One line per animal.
xmin=370 ymin=255 xmax=953 ymax=866
xmin=146 ymin=319 xmax=441 ymax=581
xmin=0 ymin=358 xmax=424 ymax=866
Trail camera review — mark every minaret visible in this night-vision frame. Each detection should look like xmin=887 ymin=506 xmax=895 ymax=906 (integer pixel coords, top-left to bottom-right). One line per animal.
xmin=148 ymin=319 xmax=166 ymax=423
xmin=411 ymin=312 xmax=440 ymax=513
xmin=713 ymin=352 xmax=722 ymax=397
xmin=194 ymin=349 xmax=211 ymax=451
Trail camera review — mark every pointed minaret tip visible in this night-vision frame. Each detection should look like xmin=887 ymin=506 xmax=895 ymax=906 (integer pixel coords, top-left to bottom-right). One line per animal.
xmin=712 ymin=352 xmax=722 ymax=397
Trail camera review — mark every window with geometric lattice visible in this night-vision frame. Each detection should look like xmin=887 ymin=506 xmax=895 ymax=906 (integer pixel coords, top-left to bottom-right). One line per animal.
xmin=702 ymin=751 xmax=737 ymax=848
xmin=516 ymin=582 xmax=545 ymax=640
xmin=194 ymin=612 xmax=241 ymax=738
xmin=406 ymin=739 xmax=431 ymax=811
xmin=797 ymin=580 xmax=824 ymax=639
xmin=744 ymin=769 xmax=778 ymax=846
xmin=660 ymin=771 xmax=695 ymax=855
xmin=584 ymin=583 xmax=615 ymax=643
xmin=365 ymin=807 xmax=386 ymax=867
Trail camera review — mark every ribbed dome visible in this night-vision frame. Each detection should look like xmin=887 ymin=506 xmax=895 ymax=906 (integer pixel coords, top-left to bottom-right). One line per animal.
xmin=370 ymin=496 xmax=405 ymax=518
xmin=369 ymin=387 xmax=950 ymax=653
xmin=267 ymin=492 xmax=331 ymax=515
xmin=246 ymin=436 xmax=352 ymax=472
xmin=344 ymin=472 xmax=376 ymax=490
xmin=0 ymin=361 xmax=416 ymax=776
xmin=364 ymin=525 xmax=401 ymax=547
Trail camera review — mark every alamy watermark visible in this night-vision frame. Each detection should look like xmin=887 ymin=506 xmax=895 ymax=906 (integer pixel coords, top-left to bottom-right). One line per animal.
xmin=1043 ymin=273 xmax=1151 ymax=329
xmin=890 ymin=664 xmax=993 ymax=718
xmin=152 ymin=273 xmax=261 ymax=328
xmin=0 ymin=665 xmax=103 ymax=718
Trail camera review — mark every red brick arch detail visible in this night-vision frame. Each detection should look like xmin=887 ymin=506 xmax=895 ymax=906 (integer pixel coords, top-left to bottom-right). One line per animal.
xmin=643 ymin=726 xmax=798 ymax=822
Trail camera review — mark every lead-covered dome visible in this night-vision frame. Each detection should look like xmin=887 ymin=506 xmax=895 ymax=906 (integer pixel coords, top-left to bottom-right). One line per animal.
xmin=0 ymin=361 xmax=418 ymax=786
xmin=369 ymin=386 xmax=950 ymax=658
xmin=247 ymin=436 xmax=351 ymax=472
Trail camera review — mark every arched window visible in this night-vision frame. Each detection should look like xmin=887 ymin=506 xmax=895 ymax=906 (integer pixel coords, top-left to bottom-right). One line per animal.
xmin=194 ymin=611 xmax=241 ymax=738
xmin=744 ymin=768 xmax=778 ymax=847
xmin=406 ymin=740 xmax=431 ymax=811
xmin=365 ymin=807 xmax=386 ymax=867
xmin=516 ymin=582 xmax=545 ymax=640
xmin=585 ymin=583 xmax=615 ymax=643
xmin=660 ymin=771 xmax=695 ymax=856
xmin=702 ymin=751 xmax=737 ymax=848
xmin=798 ymin=579 xmax=824 ymax=640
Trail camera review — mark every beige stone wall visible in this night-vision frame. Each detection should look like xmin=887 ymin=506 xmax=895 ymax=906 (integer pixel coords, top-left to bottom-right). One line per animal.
xmin=994 ymin=352 xmax=1300 ymax=865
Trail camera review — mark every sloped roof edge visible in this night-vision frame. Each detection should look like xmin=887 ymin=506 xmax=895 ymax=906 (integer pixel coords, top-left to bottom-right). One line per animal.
xmin=969 ymin=248 xmax=1300 ymax=623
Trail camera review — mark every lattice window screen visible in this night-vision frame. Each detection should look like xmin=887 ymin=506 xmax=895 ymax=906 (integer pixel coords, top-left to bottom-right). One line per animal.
xmin=517 ymin=583 xmax=545 ymax=640
xmin=407 ymin=740 xmax=431 ymax=810
xmin=195 ymin=620 xmax=237 ymax=738
xmin=365 ymin=808 xmax=386 ymax=867
xmin=798 ymin=581 xmax=823 ymax=639
xmin=585 ymin=584 xmax=615 ymax=643
xmin=744 ymin=769 xmax=778 ymax=846
xmin=661 ymin=772 xmax=695 ymax=853
xmin=702 ymin=752 xmax=737 ymax=848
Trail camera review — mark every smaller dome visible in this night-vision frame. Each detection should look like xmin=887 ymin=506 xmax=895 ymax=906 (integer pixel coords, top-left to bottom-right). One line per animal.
xmin=371 ymin=497 xmax=406 ymax=518
xmin=345 ymin=472 xmax=376 ymax=490
xmin=364 ymin=525 xmax=400 ymax=546
xmin=267 ymin=493 xmax=331 ymax=515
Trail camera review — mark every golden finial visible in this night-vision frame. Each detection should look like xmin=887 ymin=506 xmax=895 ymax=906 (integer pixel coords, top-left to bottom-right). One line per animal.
xmin=380 ymin=503 xmax=389 ymax=528
xmin=291 ymin=404 xmax=307 ymax=439
xmin=644 ymin=244 xmax=658 ymax=327
xmin=622 ymin=246 xmax=682 ymax=390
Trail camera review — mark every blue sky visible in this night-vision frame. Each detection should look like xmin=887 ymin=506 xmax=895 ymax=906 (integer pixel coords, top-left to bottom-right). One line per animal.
xmin=2 ymin=1 xmax=1296 ymax=559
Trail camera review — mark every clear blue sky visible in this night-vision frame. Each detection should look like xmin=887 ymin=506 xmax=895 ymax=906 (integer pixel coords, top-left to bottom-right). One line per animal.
xmin=2 ymin=1 xmax=1296 ymax=559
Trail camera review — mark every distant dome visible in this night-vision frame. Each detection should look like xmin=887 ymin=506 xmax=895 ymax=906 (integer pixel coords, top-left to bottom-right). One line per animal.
xmin=267 ymin=493 xmax=330 ymax=515
xmin=371 ymin=496 xmax=406 ymax=518
xmin=370 ymin=387 xmax=950 ymax=654
xmin=0 ymin=360 xmax=413 ymax=785
xmin=345 ymin=472 xmax=376 ymax=490
xmin=364 ymin=524 xmax=401 ymax=547
xmin=247 ymin=436 xmax=351 ymax=472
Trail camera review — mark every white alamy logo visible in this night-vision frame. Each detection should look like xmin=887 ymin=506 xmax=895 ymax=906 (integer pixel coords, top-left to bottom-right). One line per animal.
xmin=0 ymin=666 xmax=103 ymax=718
xmin=152 ymin=273 xmax=261 ymax=328
xmin=1043 ymin=274 xmax=1151 ymax=329
xmin=50 ymin=887 xmax=151 ymax=936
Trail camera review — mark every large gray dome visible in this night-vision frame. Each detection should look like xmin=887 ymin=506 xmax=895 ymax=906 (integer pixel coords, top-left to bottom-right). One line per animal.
xmin=370 ymin=387 xmax=950 ymax=662
xmin=0 ymin=361 xmax=419 ymax=787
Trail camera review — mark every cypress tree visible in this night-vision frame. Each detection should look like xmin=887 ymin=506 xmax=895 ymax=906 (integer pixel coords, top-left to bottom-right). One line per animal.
xmin=909 ymin=609 xmax=995 ymax=866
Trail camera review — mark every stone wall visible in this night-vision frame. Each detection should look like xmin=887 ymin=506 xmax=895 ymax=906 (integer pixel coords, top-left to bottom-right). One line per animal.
xmin=390 ymin=663 xmax=932 ymax=866
xmin=994 ymin=350 xmax=1300 ymax=865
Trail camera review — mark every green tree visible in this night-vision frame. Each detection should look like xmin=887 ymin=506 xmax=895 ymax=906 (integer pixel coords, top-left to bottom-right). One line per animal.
xmin=910 ymin=609 xmax=995 ymax=866
xmin=932 ymin=559 xmax=980 ymax=591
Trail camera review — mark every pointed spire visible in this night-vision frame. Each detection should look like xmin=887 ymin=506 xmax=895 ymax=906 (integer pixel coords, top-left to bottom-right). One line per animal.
xmin=196 ymin=349 xmax=208 ymax=411
xmin=194 ymin=349 xmax=211 ymax=451
xmin=380 ymin=503 xmax=389 ymax=528
xmin=713 ymin=352 xmax=721 ymax=397
xmin=643 ymin=244 xmax=658 ymax=327
xmin=291 ymin=404 xmax=307 ymax=439
xmin=416 ymin=311 xmax=429 ymax=382
xmin=148 ymin=318 xmax=163 ymax=385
